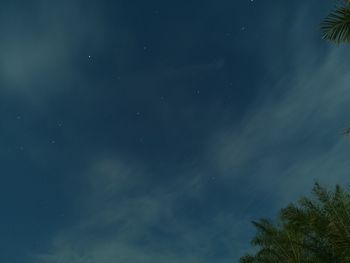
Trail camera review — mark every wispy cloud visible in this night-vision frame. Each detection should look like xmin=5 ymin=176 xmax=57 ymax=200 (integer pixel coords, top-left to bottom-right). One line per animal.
xmin=30 ymin=3 xmax=350 ymax=262
xmin=209 ymin=16 xmax=350 ymax=210
xmin=34 ymin=156 xmax=248 ymax=262
xmin=0 ymin=1 xmax=133 ymax=103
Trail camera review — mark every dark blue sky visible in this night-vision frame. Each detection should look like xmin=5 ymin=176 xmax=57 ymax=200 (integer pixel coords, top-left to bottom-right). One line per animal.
xmin=1 ymin=0 xmax=349 ymax=262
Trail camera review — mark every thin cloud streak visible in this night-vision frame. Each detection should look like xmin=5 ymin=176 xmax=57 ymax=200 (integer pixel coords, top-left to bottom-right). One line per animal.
xmin=210 ymin=18 xmax=350 ymax=211
xmin=35 ymin=156 xmax=248 ymax=263
xmin=29 ymin=3 xmax=350 ymax=263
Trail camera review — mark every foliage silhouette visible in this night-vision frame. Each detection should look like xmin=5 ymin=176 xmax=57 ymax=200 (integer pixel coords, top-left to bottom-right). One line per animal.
xmin=321 ymin=0 xmax=350 ymax=44
xmin=240 ymin=183 xmax=350 ymax=262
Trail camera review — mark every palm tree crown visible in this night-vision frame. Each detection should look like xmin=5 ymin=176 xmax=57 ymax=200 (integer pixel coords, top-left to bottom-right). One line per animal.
xmin=321 ymin=0 xmax=350 ymax=44
xmin=240 ymin=183 xmax=350 ymax=262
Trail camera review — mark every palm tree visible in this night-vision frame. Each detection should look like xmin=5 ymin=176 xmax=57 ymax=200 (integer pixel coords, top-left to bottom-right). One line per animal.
xmin=280 ymin=183 xmax=350 ymax=262
xmin=240 ymin=218 xmax=310 ymax=262
xmin=321 ymin=0 xmax=350 ymax=44
xmin=240 ymin=183 xmax=350 ymax=262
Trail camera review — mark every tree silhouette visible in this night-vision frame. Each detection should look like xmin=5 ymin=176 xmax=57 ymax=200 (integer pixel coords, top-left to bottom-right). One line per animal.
xmin=321 ymin=0 xmax=350 ymax=44
xmin=240 ymin=183 xmax=350 ymax=262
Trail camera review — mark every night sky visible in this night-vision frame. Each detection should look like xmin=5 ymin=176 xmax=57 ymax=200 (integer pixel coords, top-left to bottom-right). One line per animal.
xmin=1 ymin=0 xmax=350 ymax=262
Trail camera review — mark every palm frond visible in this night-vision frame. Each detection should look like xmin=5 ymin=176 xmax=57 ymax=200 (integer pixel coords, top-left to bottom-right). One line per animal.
xmin=321 ymin=5 xmax=350 ymax=44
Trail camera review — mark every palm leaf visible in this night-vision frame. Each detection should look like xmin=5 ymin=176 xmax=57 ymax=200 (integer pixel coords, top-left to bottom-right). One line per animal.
xmin=321 ymin=5 xmax=350 ymax=44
